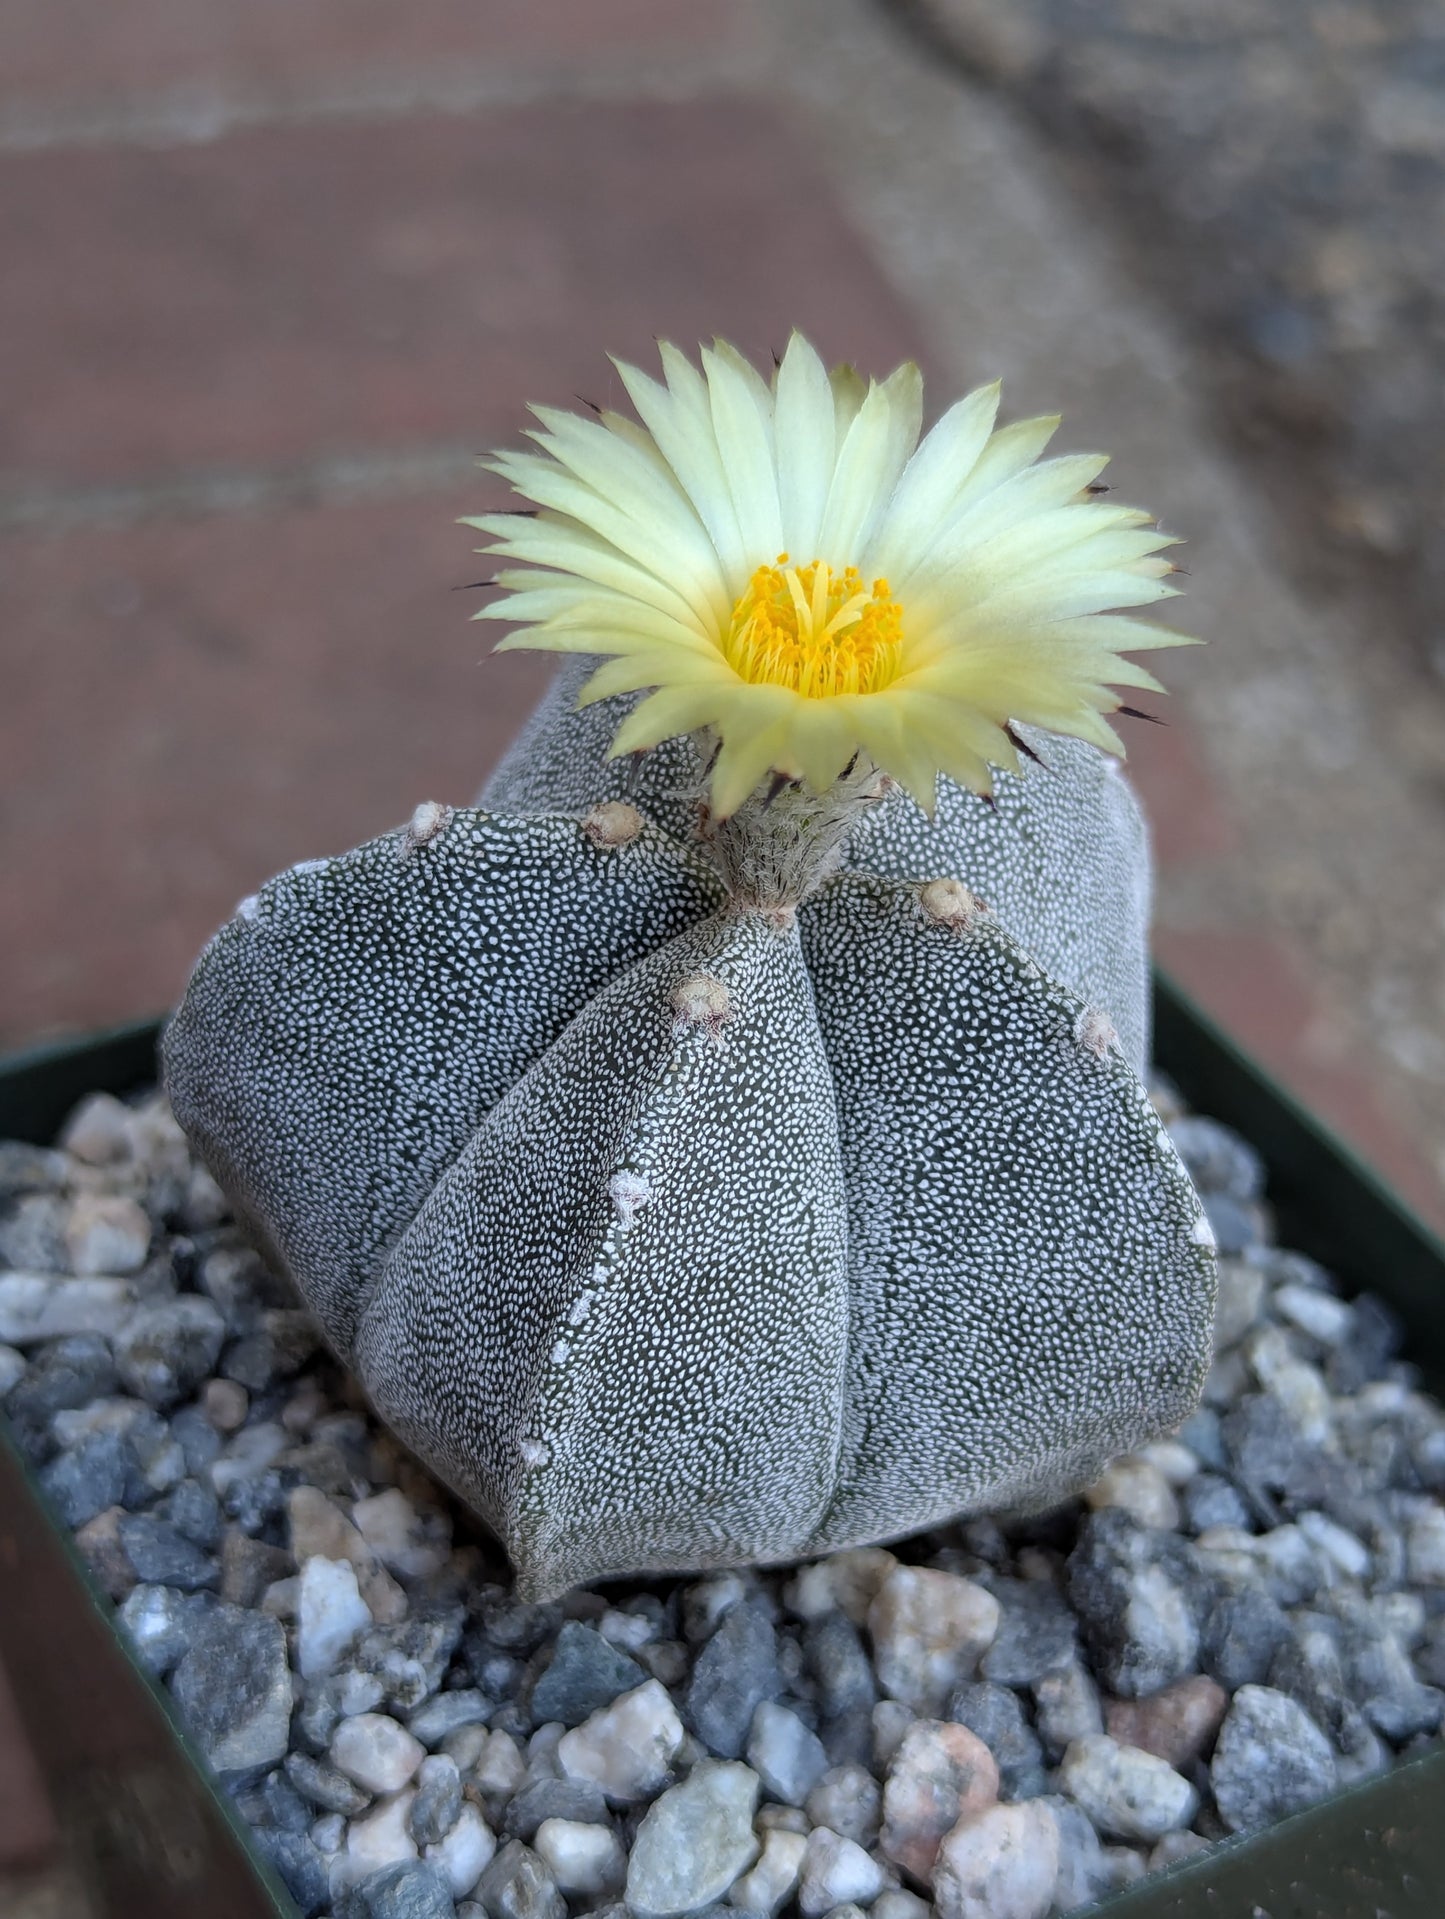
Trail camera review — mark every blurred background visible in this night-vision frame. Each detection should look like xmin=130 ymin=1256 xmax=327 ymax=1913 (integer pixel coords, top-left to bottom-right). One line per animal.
xmin=3 ymin=0 xmax=1445 ymax=1246
xmin=4 ymin=4 xmax=1445 ymax=1906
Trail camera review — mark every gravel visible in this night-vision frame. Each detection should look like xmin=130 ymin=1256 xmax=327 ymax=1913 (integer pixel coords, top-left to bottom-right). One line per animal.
xmin=3 ymin=1081 xmax=1443 ymax=1915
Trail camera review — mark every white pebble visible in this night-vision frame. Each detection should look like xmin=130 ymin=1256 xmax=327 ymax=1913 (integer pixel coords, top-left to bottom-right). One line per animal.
xmin=557 ymin=1680 xmax=685 ymax=1804
xmin=1406 ymin=1507 xmax=1445 ymax=1586
xmin=868 ymin=1566 xmax=1000 ymax=1713
xmin=933 ymin=1802 xmax=1060 ymax=1919
xmin=1212 ymin=1261 xmax=1265 ymax=1350
xmin=426 ymin=1803 xmax=498 ymax=1898
xmin=0 ymin=1344 xmax=25 ymax=1397
xmin=873 ymin=1893 xmax=931 ymax=1919
xmin=1137 ymin=1440 xmax=1199 ymax=1485
xmin=871 ymin=1700 xmax=915 ymax=1770
xmin=1083 ymin=1456 xmax=1180 ymax=1530
xmin=747 ymin=1700 xmax=829 ymax=1806
xmin=209 ymin=1420 xmax=288 ymax=1493
xmin=59 ymin=1092 xmax=132 ymax=1164
xmin=351 ymin=1487 xmax=449 ymax=1578
xmin=879 ymin=1720 xmax=998 ymax=1885
xmin=1059 ymin=1735 xmax=1199 ymax=1842
xmin=201 ymin=1378 xmax=249 ymax=1433
xmin=311 ymin=1813 xmax=345 ymax=1855
xmin=534 ymin=1817 xmax=626 ymax=1896
xmin=727 ymin=1827 xmax=806 ymax=1915
xmin=784 ymin=1549 xmax=898 ymax=1625
xmin=598 ymin=1607 xmax=658 ymax=1651
xmin=1274 ymin=1284 xmax=1354 ymax=1346
xmin=472 ymin=1729 xmax=527 ymax=1800
xmin=64 ymin=1193 xmax=152 ymax=1276
xmin=1246 ymin=1329 xmax=1332 ymax=1445
xmin=804 ymin=1766 xmax=880 ymax=1847
xmin=331 ymin=1713 xmax=426 ymax=1795
xmin=626 ymin=1761 xmax=760 ymax=1916
xmin=297 ymin=1556 xmax=373 ymax=1678
xmin=796 ymin=1827 xmax=888 ymax=1917
xmin=0 ymin=1274 xmax=135 ymax=1345
xmin=331 ymin=1787 xmax=417 ymax=1893
xmin=1297 ymin=1511 xmax=1371 ymax=1582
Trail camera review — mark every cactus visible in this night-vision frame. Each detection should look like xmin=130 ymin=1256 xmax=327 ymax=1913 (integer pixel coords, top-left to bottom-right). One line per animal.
xmin=164 ymin=337 xmax=1216 ymax=1601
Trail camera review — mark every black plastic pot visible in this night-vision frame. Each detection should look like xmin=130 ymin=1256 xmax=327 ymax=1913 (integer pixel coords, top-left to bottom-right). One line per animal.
xmin=2 ymin=980 xmax=1443 ymax=1918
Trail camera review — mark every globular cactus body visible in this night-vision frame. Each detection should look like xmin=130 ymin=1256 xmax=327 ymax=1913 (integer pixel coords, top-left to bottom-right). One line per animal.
xmin=166 ymin=680 xmax=1215 ymax=1601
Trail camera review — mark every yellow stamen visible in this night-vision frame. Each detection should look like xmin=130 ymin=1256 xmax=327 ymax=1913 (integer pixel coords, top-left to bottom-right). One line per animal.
xmin=724 ymin=556 xmax=904 ymax=699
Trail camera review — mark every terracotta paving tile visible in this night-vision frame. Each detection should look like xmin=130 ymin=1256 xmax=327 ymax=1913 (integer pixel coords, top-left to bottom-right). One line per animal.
xmin=0 ymin=0 xmax=738 ymax=119
xmin=0 ymin=492 xmax=555 ymax=1045
xmin=0 ymin=98 xmax=924 ymax=497
xmin=1116 ymin=704 xmax=1240 ymax=867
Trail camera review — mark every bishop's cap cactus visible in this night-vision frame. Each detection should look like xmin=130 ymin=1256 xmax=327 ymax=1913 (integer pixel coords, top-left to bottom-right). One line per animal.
xmin=165 ymin=335 xmax=1216 ymax=1602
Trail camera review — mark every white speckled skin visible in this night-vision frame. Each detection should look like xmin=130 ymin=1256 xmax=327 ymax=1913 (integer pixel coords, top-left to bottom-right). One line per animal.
xmin=165 ymin=705 xmax=1214 ymax=1599
xmin=484 ymin=661 xmax=1154 ymax=1071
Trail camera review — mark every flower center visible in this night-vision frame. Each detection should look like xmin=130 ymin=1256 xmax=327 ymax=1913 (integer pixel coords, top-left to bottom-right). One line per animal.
xmin=724 ymin=555 xmax=903 ymax=698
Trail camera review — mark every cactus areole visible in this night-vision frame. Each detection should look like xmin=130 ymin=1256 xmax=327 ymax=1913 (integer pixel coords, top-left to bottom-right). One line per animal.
xmin=165 ymin=337 xmax=1217 ymax=1602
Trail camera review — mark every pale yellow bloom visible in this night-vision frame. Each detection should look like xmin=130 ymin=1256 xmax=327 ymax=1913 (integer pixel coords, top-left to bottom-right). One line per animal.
xmin=465 ymin=333 xmax=1193 ymax=818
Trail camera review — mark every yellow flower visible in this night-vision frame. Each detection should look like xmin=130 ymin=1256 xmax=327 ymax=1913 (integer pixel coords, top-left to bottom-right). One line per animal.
xmin=465 ymin=333 xmax=1193 ymax=819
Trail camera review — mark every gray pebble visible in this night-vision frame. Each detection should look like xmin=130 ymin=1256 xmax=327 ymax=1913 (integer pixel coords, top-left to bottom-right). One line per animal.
xmin=1180 ymin=1473 xmax=1252 ymax=1535
xmin=818 ymin=1704 xmax=874 ymax=1770
xmin=161 ymin=1476 xmax=223 ymax=1550
xmin=502 ymin=1776 xmax=610 ymax=1841
xmin=255 ymin=1828 xmax=331 ymax=1917
xmin=1211 ymin=1685 xmax=1337 ymax=1833
xmin=476 ymin=1587 xmax=566 ymax=1655
xmin=1342 ymin=1626 xmax=1444 ymax=1744
xmin=340 ymin=1860 xmax=458 ymax=1919
xmin=170 ymin=1604 xmax=292 ymax=1776
xmin=803 ymin=1613 xmax=877 ymax=1718
xmin=407 ymin=1691 xmax=492 ymax=1747
xmin=803 ymin=1766 xmax=880 ymax=1848
xmin=1415 ymin=1616 xmax=1445 ymax=1690
xmin=1067 ymin=1513 xmax=1200 ymax=1698
xmin=1040 ymin=1793 xmax=1109 ymax=1915
xmin=0 ymin=1193 xmax=70 ymax=1269
xmin=946 ymin=1681 xmax=1047 ymax=1800
xmin=0 ymin=1140 xmax=70 ymax=1196
xmin=528 ymin=1620 xmax=647 ymax=1728
xmin=284 ymin=1749 xmax=373 ymax=1817
xmin=1268 ymin=1614 xmax=1351 ymax=1743
xmin=170 ymin=1402 xmax=224 ymax=1476
xmin=1175 ymin=1407 xmax=1227 ymax=1472
xmin=114 ymin=1296 xmax=226 ymax=1408
xmin=40 ymin=1429 xmax=131 ymax=1527
xmin=117 ymin=1583 xmax=215 ymax=1676
xmin=1325 ymin=1294 xmax=1403 ymax=1395
xmin=978 ymin=1576 xmax=1078 ymax=1686
xmin=410 ymin=1754 xmax=463 ymax=1846
xmin=1167 ymin=1117 xmax=1264 ymax=1201
xmin=474 ymin=1839 xmax=565 ymax=1919
xmin=686 ymin=1597 xmax=779 ymax=1760
xmin=1201 ymin=1191 xmax=1262 ymax=1257
xmin=4 ymin=1333 xmax=117 ymax=1434
xmin=247 ymin=1768 xmax=313 ymax=1835
xmin=1032 ymin=1661 xmax=1104 ymax=1761
xmin=1201 ymin=1588 xmax=1292 ymax=1692
xmin=117 ymin=1511 xmax=216 ymax=1590
xmin=357 ymin=1609 xmax=467 ymax=1712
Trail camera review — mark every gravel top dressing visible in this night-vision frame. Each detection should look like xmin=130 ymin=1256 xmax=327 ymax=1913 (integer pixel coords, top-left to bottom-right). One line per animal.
xmin=2 ymin=1077 xmax=1443 ymax=1919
